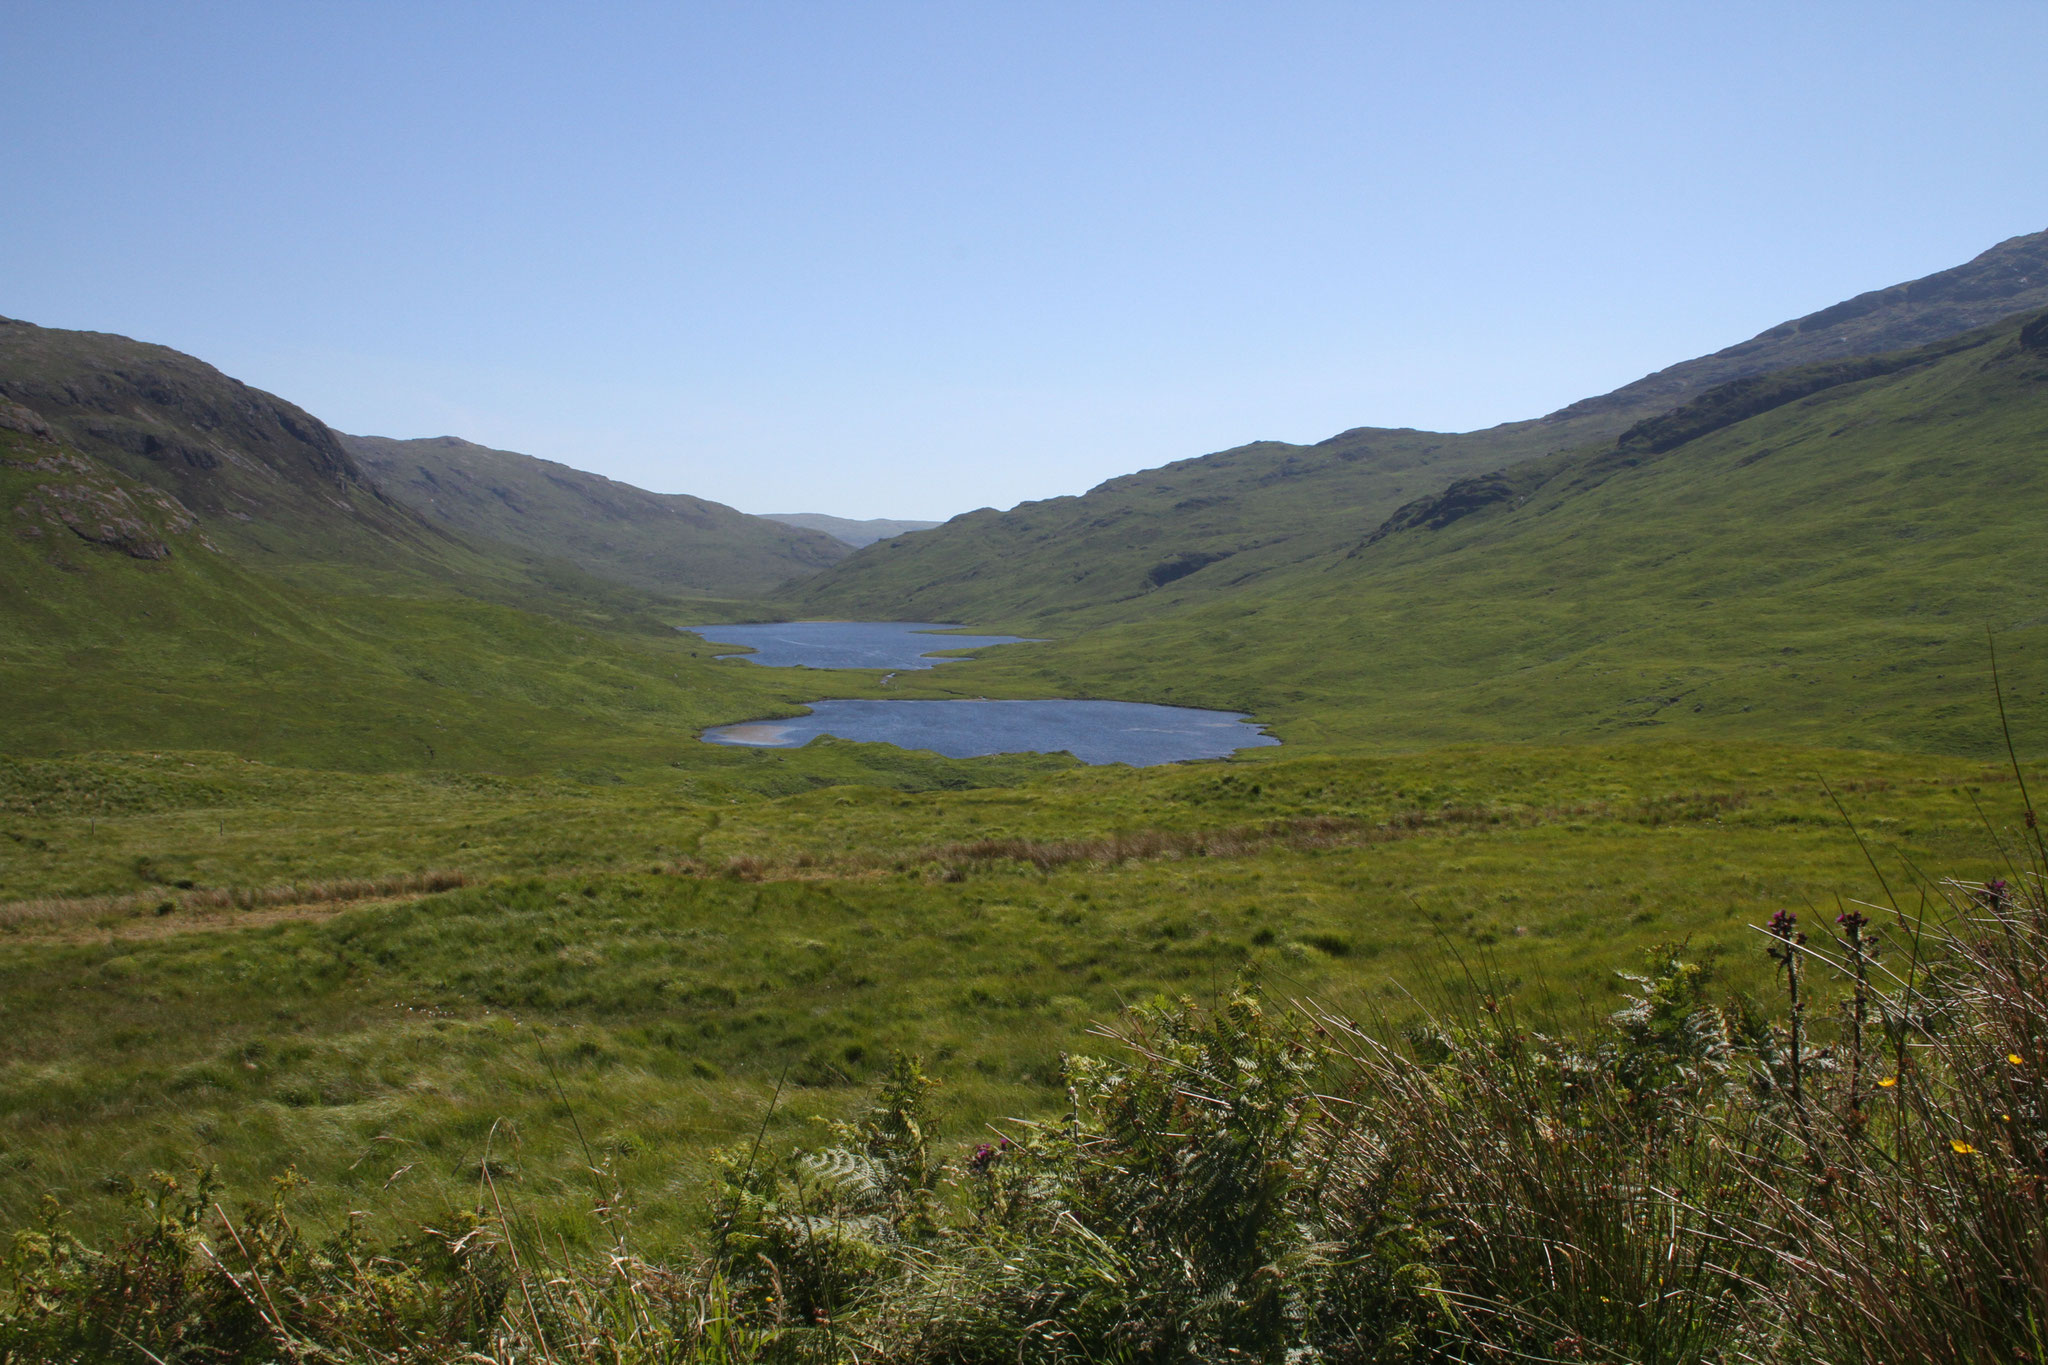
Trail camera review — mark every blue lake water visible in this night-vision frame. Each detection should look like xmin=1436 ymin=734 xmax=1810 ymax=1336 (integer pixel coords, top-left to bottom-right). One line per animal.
xmin=703 ymin=699 xmax=1279 ymax=767
xmin=680 ymin=620 xmax=1041 ymax=670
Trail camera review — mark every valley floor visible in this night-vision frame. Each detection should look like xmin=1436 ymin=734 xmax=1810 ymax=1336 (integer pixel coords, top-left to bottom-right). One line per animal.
xmin=0 ymin=738 xmax=2024 ymax=1246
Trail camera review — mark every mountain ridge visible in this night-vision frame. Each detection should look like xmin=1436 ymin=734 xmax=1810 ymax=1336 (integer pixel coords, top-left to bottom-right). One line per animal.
xmin=792 ymin=227 xmax=2048 ymax=627
xmin=1541 ymin=227 xmax=2048 ymax=425
xmin=0 ymin=316 xmax=440 ymax=568
xmin=939 ymin=303 xmax=2048 ymax=757
xmin=342 ymin=433 xmax=849 ymax=598
xmin=760 ymin=512 xmax=942 ymax=548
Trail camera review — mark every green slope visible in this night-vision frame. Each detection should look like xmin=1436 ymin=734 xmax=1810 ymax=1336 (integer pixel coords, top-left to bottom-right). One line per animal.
xmin=344 ymin=434 xmax=849 ymax=597
xmin=946 ymin=309 xmax=2048 ymax=756
xmin=0 ymin=326 xmax=1063 ymax=788
xmin=0 ymin=416 xmax=1076 ymax=790
xmin=0 ymin=418 xmax=708 ymax=767
xmin=11 ymin=232 xmax=2048 ymax=785
xmin=793 ymin=227 xmax=2048 ymax=626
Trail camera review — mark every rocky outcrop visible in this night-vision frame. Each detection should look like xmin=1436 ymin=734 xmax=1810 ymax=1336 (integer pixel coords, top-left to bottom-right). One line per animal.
xmin=5 ymin=400 xmax=203 ymax=561
xmin=1146 ymin=548 xmax=1233 ymax=587
xmin=0 ymin=317 xmax=431 ymax=563
xmin=0 ymin=399 xmax=55 ymax=441
xmin=17 ymin=476 xmax=185 ymax=559
xmin=1363 ymin=470 xmax=1525 ymax=546
xmin=2021 ymin=309 xmax=2048 ymax=352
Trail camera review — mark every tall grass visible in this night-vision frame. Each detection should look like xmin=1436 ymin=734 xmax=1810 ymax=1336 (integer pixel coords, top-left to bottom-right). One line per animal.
xmin=1730 ymin=872 xmax=2048 ymax=1361
xmin=0 ymin=1164 xmax=766 ymax=1363
xmin=8 ymin=844 xmax=2047 ymax=1360
xmin=1320 ymin=959 xmax=1769 ymax=1362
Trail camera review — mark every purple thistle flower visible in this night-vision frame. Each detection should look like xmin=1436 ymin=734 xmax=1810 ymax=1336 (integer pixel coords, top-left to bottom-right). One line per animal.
xmin=1764 ymin=909 xmax=1806 ymax=957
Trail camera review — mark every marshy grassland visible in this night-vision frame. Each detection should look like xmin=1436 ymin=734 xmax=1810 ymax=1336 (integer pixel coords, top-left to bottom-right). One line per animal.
xmin=2 ymin=740 xmax=2041 ymax=1362
xmin=0 ymin=738 xmax=2021 ymax=1254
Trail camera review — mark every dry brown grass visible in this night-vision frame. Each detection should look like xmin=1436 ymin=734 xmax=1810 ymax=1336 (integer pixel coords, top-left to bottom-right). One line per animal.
xmin=918 ymin=804 xmax=1547 ymax=870
xmin=651 ymin=799 xmax=1628 ymax=887
xmin=0 ymin=869 xmax=470 ymax=934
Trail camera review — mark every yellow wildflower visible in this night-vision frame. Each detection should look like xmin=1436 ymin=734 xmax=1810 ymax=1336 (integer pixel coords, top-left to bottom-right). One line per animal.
xmin=1952 ymin=1141 xmax=1978 ymax=1155
xmin=2011 ymin=1054 xmax=2025 ymax=1065
xmin=1877 ymin=1076 xmax=1897 ymax=1088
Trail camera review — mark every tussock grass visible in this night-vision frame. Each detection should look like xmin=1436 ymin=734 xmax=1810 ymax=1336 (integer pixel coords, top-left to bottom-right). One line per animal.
xmin=0 ymin=740 xmax=1993 ymax=907
xmin=0 ymin=746 xmax=2010 ymax=1249
xmin=0 ymin=869 xmax=470 ymax=930
xmin=667 ymin=806 xmax=1560 ymax=883
xmin=911 ymin=790 xmax=1755 ymax=871
xmin=12 ymin=853 xmax=2048 ymax=1361
xmin=0 ymin=733 xmax=2035 ymax=1357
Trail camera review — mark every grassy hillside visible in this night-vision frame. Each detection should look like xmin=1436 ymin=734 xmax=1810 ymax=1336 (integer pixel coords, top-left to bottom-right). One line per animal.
xmin=789 ymin=414 xmax=1639 ymax=625
xmin=941 ymin=309 xmax=2048 ymax=757
xmin=346 ymin=434 xmax=849 ymax=597
xmin=0 ymin=412 xmax=1075 ymax=787
xmin=793 ymin=227 xmax=2048 ymax=626
xmin=0 ymin=321 xmax=1019 ymax=788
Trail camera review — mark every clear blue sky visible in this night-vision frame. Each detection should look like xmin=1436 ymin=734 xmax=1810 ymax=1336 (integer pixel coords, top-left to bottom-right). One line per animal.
xmin=4 ymin=2 xmax=2045 ymax=520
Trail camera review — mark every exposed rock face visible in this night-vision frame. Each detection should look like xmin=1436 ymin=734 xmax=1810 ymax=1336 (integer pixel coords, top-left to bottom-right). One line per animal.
xmin=2021 ymin=309 xmax=2048 ymax=352
xmin=19 ymin=475 xmax=184 ymax=559
xmin=0 ymin=399 xmax=54 ymax=441
xmin=1365 ymin=471 xmax=1524 ymax=545
xmin=1147 ymin=548 xmax=1233 ymax=587
xmin=0 ymin=318 xmax=429 ymax=563
xmin=4 ymin=398 xmax=202 ymax=560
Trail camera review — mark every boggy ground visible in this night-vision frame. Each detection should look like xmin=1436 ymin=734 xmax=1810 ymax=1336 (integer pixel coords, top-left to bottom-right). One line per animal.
xmin=0 ymin=737 xmax=2024 ymax=1249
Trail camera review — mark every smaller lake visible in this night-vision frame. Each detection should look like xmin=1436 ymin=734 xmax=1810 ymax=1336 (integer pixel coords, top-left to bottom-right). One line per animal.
xmin=680 ymin=620 xmax=1041 ymax=670
xmin=703 ymin=699 xmax=1279 ymax=766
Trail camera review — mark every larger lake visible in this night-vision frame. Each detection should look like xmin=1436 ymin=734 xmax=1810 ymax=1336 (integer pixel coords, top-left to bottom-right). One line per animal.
xmin=704 ymin=699 xmax=1279 ymax=767
xmin=681 ymin=620 xmax=1041 ymax=670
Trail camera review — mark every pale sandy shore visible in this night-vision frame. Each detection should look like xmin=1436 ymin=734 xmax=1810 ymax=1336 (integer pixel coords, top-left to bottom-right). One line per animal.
xmin=712 ymin=722 xmax=798 ymax=745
